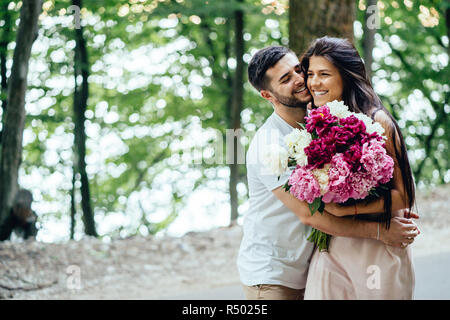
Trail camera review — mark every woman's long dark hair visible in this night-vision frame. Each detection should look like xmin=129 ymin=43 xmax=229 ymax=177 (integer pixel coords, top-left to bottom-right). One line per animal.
xmin=300 ymin=36 xmax=415 ymax=228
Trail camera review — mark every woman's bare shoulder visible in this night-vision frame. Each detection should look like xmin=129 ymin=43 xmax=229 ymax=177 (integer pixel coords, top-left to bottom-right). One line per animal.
xmin=371 ymin=108 xmax=396 ymax=133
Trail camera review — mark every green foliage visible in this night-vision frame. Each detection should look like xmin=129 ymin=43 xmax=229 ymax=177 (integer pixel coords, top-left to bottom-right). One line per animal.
xmin=2 ymin=0 xmax=291 ymax=241
xmin=2 ymin=0 xmax=447 ymax=241
xmin=356 ymin=0 xmax=449 ymax=188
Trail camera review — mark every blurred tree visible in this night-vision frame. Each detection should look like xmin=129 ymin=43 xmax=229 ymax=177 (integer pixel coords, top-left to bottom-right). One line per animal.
xmin=10 ymin=0 xmax=446 ymax=242
xmin=229 ymin=0 xmax=245 ymax=222
xmin=289 ymin=0 xmax=355 ymax=55
xmin=72 ymin=0 xmax=97 ymax=237
xmin=0 ymin=0 xmax=18 ymax=147
xmin=362 ymin=0 xmax=377 ymax=81
xmin=0 ymin=1 xmax=11 ymax=134
xmin=0 ymin=0 xmax=41 ymax=240
xmin=360 ymin=0 xmax=449 ymax=187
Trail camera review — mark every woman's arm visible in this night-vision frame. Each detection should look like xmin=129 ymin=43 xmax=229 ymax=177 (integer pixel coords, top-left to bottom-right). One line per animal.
xmin=325 ymin=110 xmax=410 ymax=217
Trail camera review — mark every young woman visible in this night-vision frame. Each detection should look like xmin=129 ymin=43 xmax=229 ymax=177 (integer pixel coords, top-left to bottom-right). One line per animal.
xmin=300 ymin=37 xmax=417 ymax=299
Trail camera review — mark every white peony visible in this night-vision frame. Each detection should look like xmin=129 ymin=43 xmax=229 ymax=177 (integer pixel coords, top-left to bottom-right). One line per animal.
xmin=294 ymin=151 xmax=308 ymax=167
xmin=353 ymin=113 xmax=386 ymax=139
xmin=283 ymin=128 xmax=312 ymax=157
xmin=284 ymin=128 xmax=303 ymax=156
xmin=327 ymin=100 xmax=351 ymax=118
xmin=312 ymin=164 xmax=331 ymax=196
xmin=261 ymin=144 xmax=289 ymax=176
xmin=368 ymin=121 xmax=386 ymax=139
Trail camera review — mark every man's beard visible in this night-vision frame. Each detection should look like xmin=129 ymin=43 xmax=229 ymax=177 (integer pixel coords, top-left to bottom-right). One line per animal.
xmin=271 ymin=90 xmax=309 ymax=109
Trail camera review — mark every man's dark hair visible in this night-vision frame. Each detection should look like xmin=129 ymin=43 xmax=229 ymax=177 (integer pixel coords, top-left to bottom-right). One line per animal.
xmin=248 ymin=46 xmax=294 ymax=92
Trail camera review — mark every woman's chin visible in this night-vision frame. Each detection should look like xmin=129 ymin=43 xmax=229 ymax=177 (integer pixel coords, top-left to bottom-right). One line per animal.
xmin=313 ymin=98 xmax=326 ymax=107
xmin=313 ymin=96 xmax=333 ymax=107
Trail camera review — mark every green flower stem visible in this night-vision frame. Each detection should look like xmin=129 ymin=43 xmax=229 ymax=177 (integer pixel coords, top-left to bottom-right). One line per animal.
xmin=307 ymin=228 xmax=331 ymax=252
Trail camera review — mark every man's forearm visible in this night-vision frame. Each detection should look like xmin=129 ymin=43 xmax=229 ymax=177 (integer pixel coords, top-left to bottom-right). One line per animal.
xmin=307 ymin=209 xmax=377 ymax=239
xmin=327 ymin=189 xmax=406 ymax=216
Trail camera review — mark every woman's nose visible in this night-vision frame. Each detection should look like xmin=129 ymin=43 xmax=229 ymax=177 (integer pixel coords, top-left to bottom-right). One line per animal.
xmin=308 ymin=75 xmax=320 ymax=89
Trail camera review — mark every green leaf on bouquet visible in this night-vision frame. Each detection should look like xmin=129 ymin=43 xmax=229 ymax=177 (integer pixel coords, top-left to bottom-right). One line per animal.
xmin=283 ymin=181 xmax=291 ymax=192
xmin=318 ymin=200 xmax=325 ymax=214
xmin=369 ymin=190 xmax=380 ymax=197
xmin=297 ymin=122 xmax=306 ymax=130
xmin=307 ymin=228 xmax=331 ymax=252
xmin=308 ymin=198 xmax=322 ymax=216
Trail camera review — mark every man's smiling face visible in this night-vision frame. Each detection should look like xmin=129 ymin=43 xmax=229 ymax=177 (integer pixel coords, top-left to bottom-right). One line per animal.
xmin=262 ymin=53 xmax=312 ymax=108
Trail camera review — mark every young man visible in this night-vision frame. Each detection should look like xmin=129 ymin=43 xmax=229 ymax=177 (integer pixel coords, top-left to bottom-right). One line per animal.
xmin=237 ymin=46 xmax=419 ymax=300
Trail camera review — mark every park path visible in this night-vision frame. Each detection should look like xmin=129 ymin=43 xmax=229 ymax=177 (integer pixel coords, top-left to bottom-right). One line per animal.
xmin=164 ymin=251 xmax=450 ymax=300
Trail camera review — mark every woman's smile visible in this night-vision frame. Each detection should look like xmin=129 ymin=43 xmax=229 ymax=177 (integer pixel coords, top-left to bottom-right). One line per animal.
xmin=307 ymin=56 xmax=344 ymax=106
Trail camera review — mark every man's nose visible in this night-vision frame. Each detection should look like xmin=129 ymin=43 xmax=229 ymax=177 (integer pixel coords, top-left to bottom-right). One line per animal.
xmin=293 ymin=72 xmax=304 ymax=86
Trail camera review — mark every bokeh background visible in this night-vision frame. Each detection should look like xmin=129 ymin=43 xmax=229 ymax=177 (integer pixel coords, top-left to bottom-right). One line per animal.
xmin=0 ymin=0 xmax=448 ymax=244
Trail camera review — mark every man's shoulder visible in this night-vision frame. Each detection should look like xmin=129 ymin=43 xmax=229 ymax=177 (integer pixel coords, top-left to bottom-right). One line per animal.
xmin=246 ymin=114 xmax=284 ymax=171
xmin=249 ymin=113 xmax=282 ymax=146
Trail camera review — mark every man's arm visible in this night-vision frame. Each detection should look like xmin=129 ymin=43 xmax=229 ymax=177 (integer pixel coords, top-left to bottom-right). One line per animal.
xmin=272 ymin=187 xmax=419 ymax=247
xmin=324 ymin=189 xmax=411 ymax=217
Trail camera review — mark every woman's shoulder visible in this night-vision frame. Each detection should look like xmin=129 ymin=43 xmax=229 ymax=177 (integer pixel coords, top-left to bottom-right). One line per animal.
xmin=370 ymin=108 xmax=395 ymax=132
xmin=370 ymin=107 xmax=402 ymax=156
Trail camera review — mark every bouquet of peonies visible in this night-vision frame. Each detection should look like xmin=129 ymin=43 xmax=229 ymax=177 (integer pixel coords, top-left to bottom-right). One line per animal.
xmin=264 ymin=100 xmax=394 ymax=251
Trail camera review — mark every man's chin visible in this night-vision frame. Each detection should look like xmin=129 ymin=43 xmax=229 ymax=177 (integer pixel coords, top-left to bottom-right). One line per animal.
xmin=283 ymin=101 xmax=309 ymax=109
xmin=290 ymin=97 xmax=312 ymax=109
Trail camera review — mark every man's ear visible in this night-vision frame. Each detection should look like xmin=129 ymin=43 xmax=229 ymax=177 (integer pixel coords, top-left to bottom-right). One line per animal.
xmin=260 ymin=90 xmax=272 ymax=102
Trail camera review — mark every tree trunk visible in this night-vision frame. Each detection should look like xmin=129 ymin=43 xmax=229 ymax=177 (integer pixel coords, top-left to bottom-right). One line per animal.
xmin=228 ymin=0 xmax=244 ymax=223
xmin=363 ymin=0 xmax=377 ymax=82
xmin=0 ymin=0 xmax=41 ymax=238
xmin=0 ymin=1 xmax=13 ymax=146
xmin=289 ymin=0 xmax=355 ymax=56
xmin=72 ymin=0 xmax=97 ymax=237
xmin=70 ymin=167 xmax=76 ymax=240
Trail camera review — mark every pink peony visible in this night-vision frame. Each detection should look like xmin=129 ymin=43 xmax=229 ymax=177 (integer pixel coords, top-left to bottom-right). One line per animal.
xmin=327 ymin=125 xmax=355 ymax=152
xmin=288 ymin=166 xmax=321 ymax=204
xmin=339 ymin=115 xmax=366 ymax=136
xmin=347 ymin=171 xmax=378 ymax=199
xmin=304 ymin=138 xmax=335 ymax=169
xmin=322 ymin=153 xmax=352 ymax=203
xmin=343 ymin=143 xmax=364 ymax=171
xmin=361 ymin=131 xmax=384 ymax=145
xmin=305 ymin=106 xmax=339 ymax=137
xmin=360 ymin=139 xmax=394 ymax=184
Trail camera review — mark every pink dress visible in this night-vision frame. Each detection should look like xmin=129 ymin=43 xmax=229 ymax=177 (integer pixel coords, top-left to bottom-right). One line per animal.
xmin=304 ymin=234 xmax=415 ymax=300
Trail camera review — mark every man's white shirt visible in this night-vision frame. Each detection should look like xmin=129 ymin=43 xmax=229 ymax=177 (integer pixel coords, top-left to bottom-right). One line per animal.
xmin=237 ymin=111 xmax=314 ymax=289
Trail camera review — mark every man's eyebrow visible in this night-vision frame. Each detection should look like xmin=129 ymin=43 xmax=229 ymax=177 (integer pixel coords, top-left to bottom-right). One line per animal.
xmin=278 ymin=71 xmax=290 ymax=82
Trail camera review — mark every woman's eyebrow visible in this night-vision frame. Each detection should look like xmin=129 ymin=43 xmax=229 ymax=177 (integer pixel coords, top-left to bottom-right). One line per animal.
xmin=308 ymin=68 xmax=331 ymax=72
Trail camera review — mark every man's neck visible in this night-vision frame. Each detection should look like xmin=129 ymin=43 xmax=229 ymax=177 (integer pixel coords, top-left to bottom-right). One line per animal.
xmin=273 ymin=104 xmax=306 ymax=129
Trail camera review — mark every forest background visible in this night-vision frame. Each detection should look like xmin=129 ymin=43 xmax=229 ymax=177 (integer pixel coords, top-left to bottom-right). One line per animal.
xmin=0 ymin=0 xmax=448 ymax=244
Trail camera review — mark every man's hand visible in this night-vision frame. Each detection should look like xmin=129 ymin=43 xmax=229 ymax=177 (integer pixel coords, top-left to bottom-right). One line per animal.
xmin=379 ymin=216 xmax=420 ymax=248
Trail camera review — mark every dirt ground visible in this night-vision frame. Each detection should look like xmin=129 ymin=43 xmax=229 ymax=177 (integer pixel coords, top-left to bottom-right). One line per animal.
xmin=0 ymin=184 xmax=449 ymax=300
